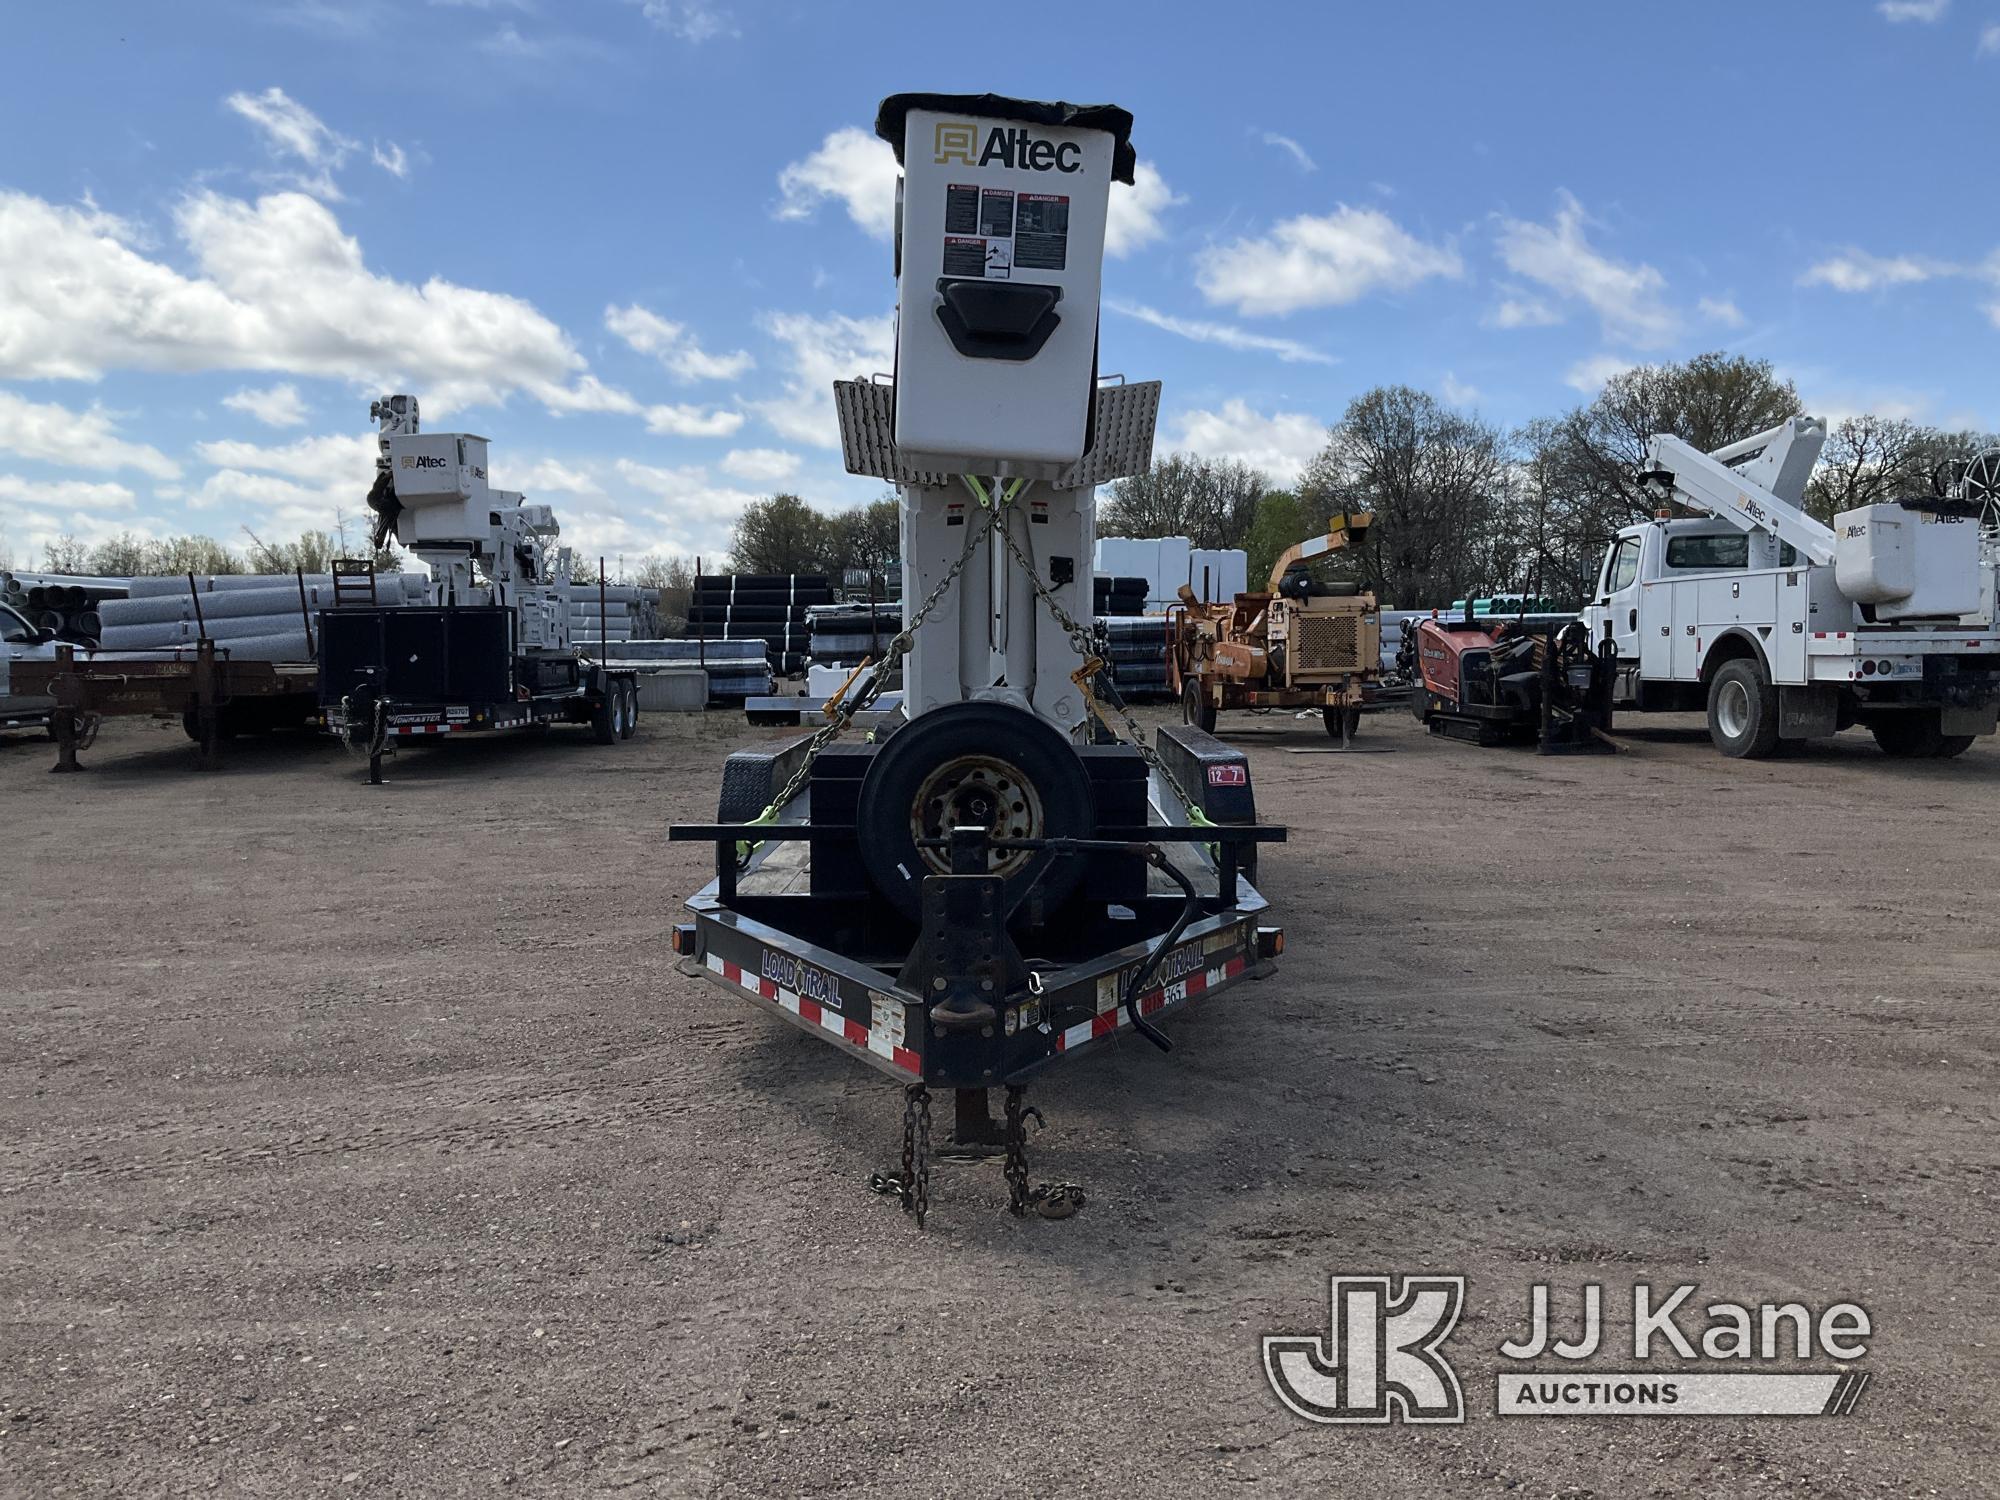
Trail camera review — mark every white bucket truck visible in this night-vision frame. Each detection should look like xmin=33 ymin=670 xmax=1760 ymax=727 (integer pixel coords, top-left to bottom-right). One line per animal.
xmin=1582 ymin=417 xmax=2000 ymax=758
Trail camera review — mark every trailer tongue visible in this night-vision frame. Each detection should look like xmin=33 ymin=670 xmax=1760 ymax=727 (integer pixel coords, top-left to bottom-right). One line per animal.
xmin=669 ymin=93 xmax=1285 ymax=1226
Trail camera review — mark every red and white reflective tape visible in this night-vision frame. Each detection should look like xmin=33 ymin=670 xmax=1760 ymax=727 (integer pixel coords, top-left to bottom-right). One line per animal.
xmin=706 ymin=952 xmax=920 ymax=1075
xmin=1055 ymin=954 xmax=1248 ymax=1054
xmin=389 ymin=723 xmax=457 ymax=736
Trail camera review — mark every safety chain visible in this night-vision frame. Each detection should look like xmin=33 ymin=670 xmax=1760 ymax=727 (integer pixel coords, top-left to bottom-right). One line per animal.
xmin=978 ymin=482 xmax=1208 ymax=827
xmin=1003 ymin=1084 xmax=1032 ymax=1214
xmin=1003 ymin=1083 xmax=1082 ymax=1219
xmin=902 ymin=1083 xmax=931 ymax=1226
xmin=868 ymin=1082 xmax=932 ymax=1224
xmin=737 ymin=502 xmax=1006 ymax=864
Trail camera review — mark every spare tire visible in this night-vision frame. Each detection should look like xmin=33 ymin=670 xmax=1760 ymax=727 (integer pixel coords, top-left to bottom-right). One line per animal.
xmin=855 ymin=700 xmax=1095 ymax=922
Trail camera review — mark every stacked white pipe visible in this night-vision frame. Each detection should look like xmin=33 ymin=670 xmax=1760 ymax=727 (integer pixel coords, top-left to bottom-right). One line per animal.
xmin=1 ymin=571 xmax=130 ymax=642
xmin=96 ymin=572 xmax=431 ymax=661
xmin=569 ymin=583 xmax=664 ymax=643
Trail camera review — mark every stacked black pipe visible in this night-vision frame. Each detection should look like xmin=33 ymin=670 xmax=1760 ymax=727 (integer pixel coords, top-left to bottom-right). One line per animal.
xmin=807 ymin=601 xmax=904 ymax=663
xmin=685 ymin=573 xmax=832 ymax=678
xmin=1097 ymin=613 xmax=1174 ymax=700
xmin=1093 ymin=574 xmax=1149 ymax=616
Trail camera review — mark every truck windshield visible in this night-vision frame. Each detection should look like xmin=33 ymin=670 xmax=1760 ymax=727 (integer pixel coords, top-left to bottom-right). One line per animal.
xmin=1665 ymin=534 xmax=1749 ymax=570
xmin=0 ymin=605 xmax=37 ymax=644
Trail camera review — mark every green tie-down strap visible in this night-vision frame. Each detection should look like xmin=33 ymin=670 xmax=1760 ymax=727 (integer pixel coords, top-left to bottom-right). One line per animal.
xmin=1185 ymin=803 xmax=1220 ymax=863
xmin=736 ymin=801 xmax=780 ymax=867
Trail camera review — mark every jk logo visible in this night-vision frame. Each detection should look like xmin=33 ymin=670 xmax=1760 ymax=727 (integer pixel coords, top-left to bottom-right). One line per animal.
xmin=1263 ymin=1275 xmax=1466 ymax=1424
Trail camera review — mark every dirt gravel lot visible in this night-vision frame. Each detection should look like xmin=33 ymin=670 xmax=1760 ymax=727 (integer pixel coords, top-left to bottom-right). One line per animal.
xmin=2 ymin=706 xmax=1996 ymax=1498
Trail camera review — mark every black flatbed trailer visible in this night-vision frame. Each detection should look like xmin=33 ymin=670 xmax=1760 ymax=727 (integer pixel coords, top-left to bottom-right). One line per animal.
xmin=316 ymin=604 xmax=638 ymax=782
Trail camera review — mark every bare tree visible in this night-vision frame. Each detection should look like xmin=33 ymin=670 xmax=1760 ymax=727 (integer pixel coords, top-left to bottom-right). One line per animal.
xmin=40 ymin=534 xmax=90 ymax=574
xmin=1101 ymin=455 xmax=1270 ymax=550
xmin=148 ymin=536 xmax=244 ymax=577
xmin=87 ymin=531 xmax=151 ymax=578
xmin=1298 ymin=386 xmax=1514 ymax=607
xmin=825 ymin=495 xmax=900 ymax=588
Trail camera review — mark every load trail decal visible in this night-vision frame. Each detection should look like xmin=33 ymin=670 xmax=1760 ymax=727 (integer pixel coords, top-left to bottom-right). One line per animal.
xmin=708 ymin=951 xmax=919 ymax=1076
xmin=760 ymin=950 xmax=843 ymax=1012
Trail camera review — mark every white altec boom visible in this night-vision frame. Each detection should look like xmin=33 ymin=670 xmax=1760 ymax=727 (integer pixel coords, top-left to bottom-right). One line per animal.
xmin=669 ymin=93 xmax=1283 ymax=1228
xmin=315 ymin=394 xmax=638 ymax=780
xmin=1582 ymin=417 xmax=2000 ymax=758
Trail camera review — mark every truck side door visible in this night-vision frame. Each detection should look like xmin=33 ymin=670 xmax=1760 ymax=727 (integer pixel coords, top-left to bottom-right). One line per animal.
xmin=1600 ymin=533 xmax=1644 ymax=663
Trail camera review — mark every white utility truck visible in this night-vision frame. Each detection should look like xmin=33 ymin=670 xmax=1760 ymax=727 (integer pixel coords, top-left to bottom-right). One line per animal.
xmin=317 ymin=395 xmax=639 ymax=782
xmin=1583 ymin=417 xmax=2000 ymax=759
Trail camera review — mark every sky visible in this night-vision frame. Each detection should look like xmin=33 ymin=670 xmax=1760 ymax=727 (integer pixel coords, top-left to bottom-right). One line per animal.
xmin=2 ymin=0 xmax=1997 ymax=574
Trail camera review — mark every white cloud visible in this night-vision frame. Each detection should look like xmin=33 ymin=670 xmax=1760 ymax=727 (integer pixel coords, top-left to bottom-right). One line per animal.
xmin=1565 ymin=354 xmax=1637 ymax=393
xmin=752 ymin=311 xmax=894 ymax=448
xmin=1106 ymin=300 xmax=1333 ymax=365
xmin=1878 ymin=0 xmax=1947 ymax=20
xmin=614 ymin=458 xmax=766 ymax=555
xmin=191 ymin=431 xmax=376 ymax=487
xmin=225 ymin=86 xmax=355 ymax=198
xmin=1168 ymin=399 xmax=1326 ymax=487
xmin=636 ymin=1 xmax=734 ymax=41
xmin=1105 ymin=162 xmax=1181 ymax=258
xmin=0 ymin=390 xmax=181 ymax=478
xmin=605 ymin=303 xmax=753 ymax=382
xmin=1799 ymin=248 xmax=1948 ymax=292
xmin=1496 ymin=193 xmax=1678 ymax=347
xmin=776 ymin=127 xmax=899 ymax=239
xmin=1196 ymin=206 xmax=1461 ymax=316
xmin=720 ymin=447 xmax=802 ymax=483
xmin=1698 ymin=295 xmax=1745 ymax=328
xmin=497 ymin=457 xmax=605 ymax=497
xmin=0 ymin=187 xmax=669 ymax=421
xmin=0 ymin=474 xmax=138 ymax=511
xmin=222 ymin=382 xmax=308 ymax=427
xmin=640 ymin=403 xmax=743 ymax=438
xmin=371 ymin=141 xmax=409 ymax=178
xmin=1440 ymin=373 xmax=1480 ymax=408
xmin=1981 ymin=21 xmax=2000 ymax=53
xmin=1483 ymin=294 xmax=1563 ymax=330
xmin=1260 ymin=133 xmax=1316 ymax=173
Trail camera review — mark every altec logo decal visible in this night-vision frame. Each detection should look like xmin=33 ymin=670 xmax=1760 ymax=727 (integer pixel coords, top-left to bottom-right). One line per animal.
xmin=399 ymin=454 xmax=449 ymax=470
xmin=934 ymin=121 xmax=1082 ymax=173
xmin=1264 ymin=1277 xmax=1874 ymax=1423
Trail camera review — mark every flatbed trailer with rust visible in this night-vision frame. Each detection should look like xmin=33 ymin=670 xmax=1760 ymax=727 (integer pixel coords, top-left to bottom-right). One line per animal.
xmin=11 ymin=641 xmax=320 ymax=771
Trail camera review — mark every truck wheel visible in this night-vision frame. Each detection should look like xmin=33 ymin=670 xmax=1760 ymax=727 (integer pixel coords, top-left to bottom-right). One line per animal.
xmin=1870 ymin=712 xmax=1945 ymax=758
xmin=591 ymin=688 xmax=618 ymax=744
xmin=618 ymin=682 xmax=638 ymax=739
xmin=1706 ymin=659 xmax=1779 ymax=759
xmin=1324 ymin=706 xmax=1360 ymax=741
xmin=1182 ymin=680 xmax=1216 ymax=734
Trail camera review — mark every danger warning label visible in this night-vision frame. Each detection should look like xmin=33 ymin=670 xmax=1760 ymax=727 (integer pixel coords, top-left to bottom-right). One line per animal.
xmin=1015 ymin=193 xmax=1070 ymax=271
xmin=942 ymin=236 xmax=985 ymax=277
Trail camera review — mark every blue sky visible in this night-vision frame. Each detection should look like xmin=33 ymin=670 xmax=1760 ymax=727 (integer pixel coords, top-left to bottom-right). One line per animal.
xmin=3 ymin=0 xmax=1997 ymax=572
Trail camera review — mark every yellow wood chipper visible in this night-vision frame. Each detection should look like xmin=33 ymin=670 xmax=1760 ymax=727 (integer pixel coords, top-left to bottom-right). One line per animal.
xmin=1169 ymin=512 xmax=1385 ymax=741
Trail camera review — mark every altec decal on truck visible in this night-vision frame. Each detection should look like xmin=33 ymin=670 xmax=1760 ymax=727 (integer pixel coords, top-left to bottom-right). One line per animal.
xmin=933 ymin=121 xmax=1085 ymax=173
